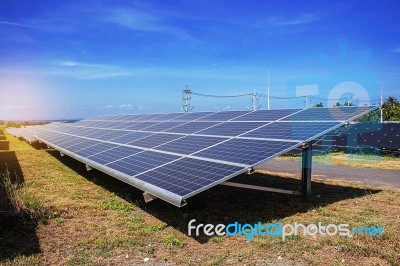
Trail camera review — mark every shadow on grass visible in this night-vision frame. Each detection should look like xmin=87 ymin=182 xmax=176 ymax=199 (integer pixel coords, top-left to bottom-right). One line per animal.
xmin=0 ymin=151 xmax=41 ymax=261
xmin=46 ymin=150 xmax=382 ymax=244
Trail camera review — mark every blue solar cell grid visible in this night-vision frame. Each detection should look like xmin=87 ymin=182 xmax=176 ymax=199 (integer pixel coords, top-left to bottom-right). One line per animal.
xmin=156 ymin=135 xmax=227 ymax=154
xmin=166 ymin=122 xmax=219 ymax=134
xmin=283 ymin=106 xmax=374 ymax=121
xmin=88 ymin=146 xmax=144 ymax=165
xmin=197 ymin=122 xmax=265 ymax=136
xmin=244 ymin=122 xmax=340 ymax=140
xmin=106 ymin=151 xmax=180 ymax=176
xmin=194 ymin=139 xmax=297 ymax=165
xmin=135 ymin=157 xmax=244 ymax=197
xmin=197 ymin=111 xmax=251 ymax=121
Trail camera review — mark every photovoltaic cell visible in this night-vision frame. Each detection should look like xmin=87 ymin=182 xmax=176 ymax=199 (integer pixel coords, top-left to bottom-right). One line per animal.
xmin=243 ymin=121 xmax=340 ymax=140
xmin=232 ymin=109 xmax=301 ymax=121
xmin=129 ymin=133 xmax=182 ymax=148
xmin=197 ymin=110 xmax=251 ymax=121
xmin=169 ymin=112 xmax=215 ymax=121
xmin=197 ymin=122 xmax=265 ymax=136
xmin=134 ymin=158 xmax=244 ymax=197
xmin=143 ymin=122 xmax=185 ymax=132
xmin=92 ymin=130 xmax=131 ymax=141
xmin=194 ymin=139 xmax=297 ymax=165
xmin=135 ymin=113 xmax=166 ymax=121
xmin=151 ymin=112 xmax=187 ymax=121
xmin=123 ymin=122 xmax=158 ymax=130
xmin=166 ymin=122 xmax=219 ymax=134
xmin=74 ymin=142 xmax=118 ymax=157
xmin=88 ymin=146 xmax=144 ymax=165
xmin=118 ymin=114 xmax=148 ymax=121
xmin=155 ymin=135 xmax=226 ymax=154
xmin=64 ymin=139 xmax=102 ymax=152
xmin=106 ymin=151 xmax=180 ymax=176
xmin=283 ymin=106 xmax=375 ymax=121
xmin=109 ymin=132 xmax=153 ymax=144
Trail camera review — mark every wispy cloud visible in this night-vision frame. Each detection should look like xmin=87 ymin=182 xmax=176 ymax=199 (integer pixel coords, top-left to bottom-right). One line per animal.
xmin=54 ymin=60 xmax=114 ymax=69
xmin=0 ymin=21 xmax=37 ymax=29
xmin=104 ymin=7 xmax=191 ymax=39
xmin=118 ymin=104 xmax=134 ymax=109
xmin=394 ymin=48 xmax=400 ymax=53
xmin=268 ymin=13 xmax=317 ymax=26
xmin=107 ymin=8 xmax=166 ymax=32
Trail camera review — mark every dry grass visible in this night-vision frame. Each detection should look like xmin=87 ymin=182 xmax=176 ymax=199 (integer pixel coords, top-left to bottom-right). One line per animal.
xmin=278 ymin=152 xmax=400 ymax=170
xmin=1 ymin=128 xmax=400 ymax=265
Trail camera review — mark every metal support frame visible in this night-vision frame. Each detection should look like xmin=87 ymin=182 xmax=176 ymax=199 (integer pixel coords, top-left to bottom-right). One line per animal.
xmin=221 ymin=182 xmax=301 ymax=195
xmin=221 ymin=142 xmax=313 ymax=198
xmin=86 ymin=165 xmax=92 ymax=171
xmin=301 ymin=142 xmax=312 ymax=198
xmin=143 ymin=191 xmax=158 ymax=203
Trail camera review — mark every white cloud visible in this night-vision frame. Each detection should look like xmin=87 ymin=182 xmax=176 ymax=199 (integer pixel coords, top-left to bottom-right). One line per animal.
xmin=118 ymin=104 xmax=134 ymax=109
xmin=269 ymin=14 xmax=317 ymax=26
xmin=0 ymin=21 xmax=37 ymax=29
xmin=108 ymin=8 xmax=165 ymax=32
xmin=105 ymin=7 xmax=191 ymax=39
xmin=138 ymin=105 xmax=152 ymax=110
xmin=55 ymin=61 xmax=113 ymax=69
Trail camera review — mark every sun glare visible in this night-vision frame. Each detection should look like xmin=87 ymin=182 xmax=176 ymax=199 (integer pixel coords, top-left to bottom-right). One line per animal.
xmin=0 ymin=74 xmax=52 ymax=120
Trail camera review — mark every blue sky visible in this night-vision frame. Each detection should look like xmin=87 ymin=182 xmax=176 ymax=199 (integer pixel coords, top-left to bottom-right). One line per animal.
xmin=0 ymin=0 xmax=399 ymax=120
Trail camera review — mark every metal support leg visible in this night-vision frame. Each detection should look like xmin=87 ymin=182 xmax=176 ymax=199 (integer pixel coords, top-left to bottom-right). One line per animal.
xmin=301 ymin=142 xmax=312 ymax=198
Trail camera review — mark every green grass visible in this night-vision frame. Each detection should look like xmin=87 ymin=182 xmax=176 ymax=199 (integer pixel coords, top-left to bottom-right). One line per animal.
xmin=164 ymin=234 xmax=185 ymax=247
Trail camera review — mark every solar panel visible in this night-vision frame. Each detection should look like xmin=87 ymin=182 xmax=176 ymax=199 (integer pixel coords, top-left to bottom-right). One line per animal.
xmin=134 ymin=158 xmax=244 ymax=198
xmin=166 ymin=122 xmax=219 ymax=134
xmin=88 ymin=146 xmax=144 ymax=165
xmin=156 ymin=135 xmax=226 ymax=155
xmin=18 ymin=106 xmax=377 ymax=207
xmin=106 ymin=151 xmax=180 ymax=176
xmin=193 ymin=139 xmax=298 ymax=165
xmin=243 ymin=121 xmax=341 ymax=140
xmin=232 ymin=109 xmax=301 ymax=121
xmin=128 ymin=133 xmax=182 ymax=148
xmin=282 ymin=106 xmax=375 ymax=121
xmin=197 ymin=122 xmax=266 ymax=136
xmin=109 ymin=132 xmax=153 ymax=144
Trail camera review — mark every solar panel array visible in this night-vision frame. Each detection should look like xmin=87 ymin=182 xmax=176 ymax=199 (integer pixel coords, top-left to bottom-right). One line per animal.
xmin=7 ymin=106 xmax=376 ymax=206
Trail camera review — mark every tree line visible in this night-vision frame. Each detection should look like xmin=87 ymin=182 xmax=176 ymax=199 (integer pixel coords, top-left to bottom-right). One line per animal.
xmin=314 ymin=96 xmax=400 ymax=121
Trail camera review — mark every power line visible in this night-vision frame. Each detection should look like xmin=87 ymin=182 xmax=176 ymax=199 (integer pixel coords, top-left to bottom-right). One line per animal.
xmin=191 ymin=91 xmax=252 ymax=98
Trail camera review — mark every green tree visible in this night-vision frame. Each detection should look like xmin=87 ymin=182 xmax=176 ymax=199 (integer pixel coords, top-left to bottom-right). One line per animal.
xmin=343 ymin=101 xmax=356 ymax=106
xmin=382 ymin=96 xmax=399 ymax=120
xmin=314 ymin=102 xmax=323 ymax=107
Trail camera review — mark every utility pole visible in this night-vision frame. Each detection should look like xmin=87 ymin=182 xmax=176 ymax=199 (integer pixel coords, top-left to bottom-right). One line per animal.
xmin=267 ymin=67 xmax=270 ymax=110
xmin=380 ymin=83 xmax=383 ymax=123
xmin=251 ymin=89 xmax=261 ymax=111
xmin=182 ymin=86 xmax=192 ymax=113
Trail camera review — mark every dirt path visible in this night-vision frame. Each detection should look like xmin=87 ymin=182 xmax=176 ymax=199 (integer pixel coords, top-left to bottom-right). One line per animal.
xmin=258 ymin=159 xmax=400 ymax=188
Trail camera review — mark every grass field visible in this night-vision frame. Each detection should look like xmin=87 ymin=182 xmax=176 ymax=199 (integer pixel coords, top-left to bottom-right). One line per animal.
xmin=1 ymin=129 xmax=399 ymax=265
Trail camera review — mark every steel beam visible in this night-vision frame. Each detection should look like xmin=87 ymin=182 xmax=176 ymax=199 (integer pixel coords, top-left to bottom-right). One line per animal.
xmin=301 ymin=142 xmax=312 ymax=198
